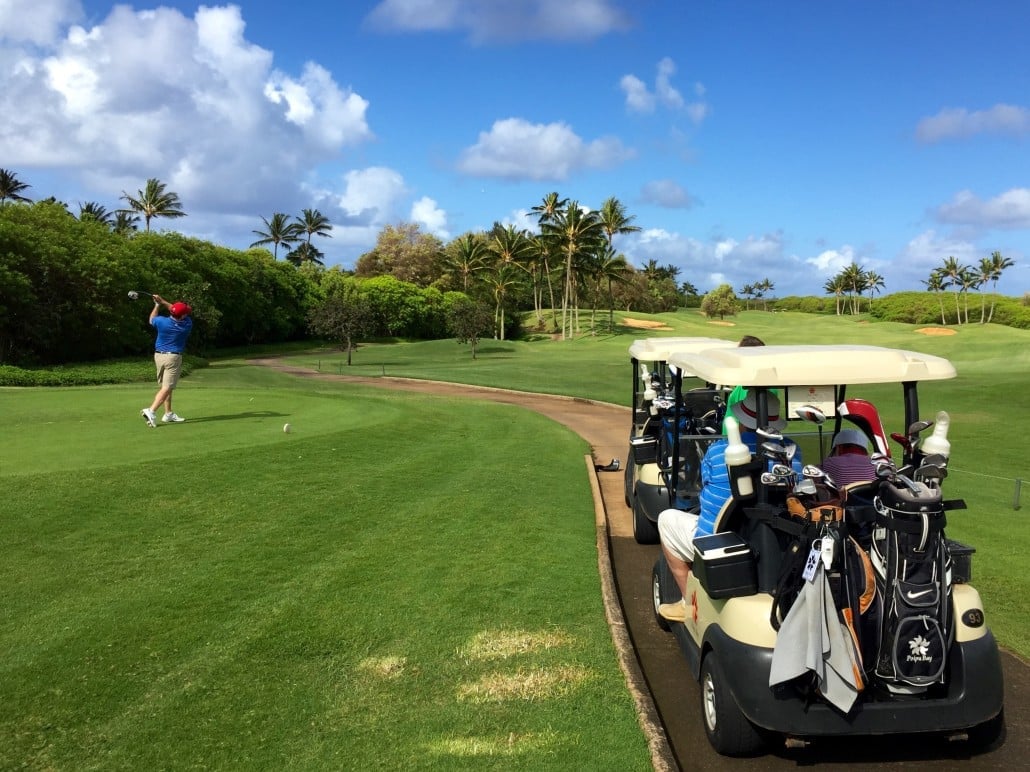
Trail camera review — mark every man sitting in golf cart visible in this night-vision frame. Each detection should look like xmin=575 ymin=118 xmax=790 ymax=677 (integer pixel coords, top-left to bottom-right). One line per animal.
xmin=821 ymin=428 xmax=878 ymax=487
xmin=657 ymin=390 xmax=801 ymax=622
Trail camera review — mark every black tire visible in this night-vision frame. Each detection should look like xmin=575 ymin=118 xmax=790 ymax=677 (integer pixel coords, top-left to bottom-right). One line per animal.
xmin=966 ymin=707 xmax=1005 ymax=750
xmin=651 ymin=556 xmax=679 ymax=632
xmin=624 ymin=450 xmax=635 ymax=507
xmin=633 ymin=494 xmax=660 ymax=544
xmin=700 ymin=652 xmax=765 ymax=757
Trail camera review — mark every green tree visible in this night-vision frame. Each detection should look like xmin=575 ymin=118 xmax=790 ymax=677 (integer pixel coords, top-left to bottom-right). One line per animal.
xmin=484 ymin=263 xmax=525 ymax=341
xmin=0 ymin=168 xmax=32 ymax=205
xmin=441 ymin=232 xmax=488 ymax=292
xmin=296 ymin=208 xmax=333 ymax=248
xmin=939 ymin=256 xmax=968 ymax=324
xmin=78 ymin=202 xmax=113 ymax=226
xmin=983 ymin=251 xmax=1015 ymax=323
xmin=530 ymin=192 xmax=568 ymax=326
xmin=251 ymin=213 xmax=302 ymax=259
xmin=840 ymin=262 xmax=867 ymax=314
xmin=700 ymin=283 xmax=739 ymax=320
xmin=921 ymin=269 xmax=948 ymax=325
xmin=598 ymin=196 xmax=641 ymax=250
xmin=594 ymin=247 xmax=631 ymax=332
xmin=864 ymin=271 xmax=885 ymax=310
xmin=112 ymin=210 xmax=139 ymax=235
xmin=286 ymin=240 xmax=325 ymax=267
xmin=823 ymin=275 xmax=847 ymax=316
xmin=118 ymin=178 xmax=186 ymax=232
xmin=541 ymin=201 xmax=605 ymax=340
xmin=739 ymin=283 xmax=755 ymax=310
xmin=446 ymin=296 xmax=493 ymax=359
xmin=307 ymin=292 xmax=371 ymax=366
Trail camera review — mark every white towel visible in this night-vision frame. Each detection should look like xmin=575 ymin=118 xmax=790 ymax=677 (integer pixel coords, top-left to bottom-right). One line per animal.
xmin=769 ymin=563 xmax=863 ymax=713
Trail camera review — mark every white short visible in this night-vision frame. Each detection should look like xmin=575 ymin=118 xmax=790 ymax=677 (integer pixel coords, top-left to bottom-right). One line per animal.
xmin=657 ymin=508 xmax=700 ymax=563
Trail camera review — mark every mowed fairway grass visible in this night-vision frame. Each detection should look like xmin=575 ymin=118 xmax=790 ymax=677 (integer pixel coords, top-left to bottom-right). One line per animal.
xmin=1 ymin=365 xmax=650 ymax=770
xmin=3 ymin=309 xmax=1029 ymax=769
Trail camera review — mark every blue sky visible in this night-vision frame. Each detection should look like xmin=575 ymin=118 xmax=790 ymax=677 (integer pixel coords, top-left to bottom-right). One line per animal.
xmin=2 ymin=0 xmax=1028 ymax=296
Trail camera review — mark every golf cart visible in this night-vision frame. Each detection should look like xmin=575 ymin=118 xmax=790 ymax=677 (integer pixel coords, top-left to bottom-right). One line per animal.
xmin=649 ymin=344 xmax=1004 ymax=756
xmin=626 ymin=337 xmax=737 ymax=543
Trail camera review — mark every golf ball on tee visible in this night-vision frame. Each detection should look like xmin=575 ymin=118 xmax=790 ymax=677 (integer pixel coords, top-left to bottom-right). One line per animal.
xmin=283 ymin=423 xmax=292 ymax=433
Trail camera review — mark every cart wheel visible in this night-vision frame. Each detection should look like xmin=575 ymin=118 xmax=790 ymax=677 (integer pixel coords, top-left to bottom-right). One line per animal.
xmin=623 ymin=454 xmax=635 ymax=507
xmin=651 ymin=557 xmax=678 ymax=632
xmin=700 ymin=652 xmax=765 ymax=756
xmin=632 ymin=495 xmax=660 ymax=544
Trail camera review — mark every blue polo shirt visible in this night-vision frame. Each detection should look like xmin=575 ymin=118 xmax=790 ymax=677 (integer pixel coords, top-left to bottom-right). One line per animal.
xmin=152 ymin=315 xmax=193 ymax=354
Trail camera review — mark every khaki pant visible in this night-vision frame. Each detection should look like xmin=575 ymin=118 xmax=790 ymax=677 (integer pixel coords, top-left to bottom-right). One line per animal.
xmin=155 ymin=352 xmax=183 ymax=389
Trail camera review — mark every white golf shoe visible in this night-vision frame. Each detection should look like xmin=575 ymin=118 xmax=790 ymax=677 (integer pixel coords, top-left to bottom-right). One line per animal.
xmin=162 ymin=412 xmax=185 ymax=423
xmin=141 ymin=408 xmax=157 ymax=428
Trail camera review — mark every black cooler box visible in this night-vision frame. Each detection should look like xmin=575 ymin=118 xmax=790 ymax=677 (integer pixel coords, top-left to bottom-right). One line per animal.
xmin=693 ymin=532 xmax=757 ymax=599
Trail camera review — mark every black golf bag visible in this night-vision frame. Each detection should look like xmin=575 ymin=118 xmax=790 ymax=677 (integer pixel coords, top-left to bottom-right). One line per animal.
xmin=871 ymin=478 xmax=951 ymax=692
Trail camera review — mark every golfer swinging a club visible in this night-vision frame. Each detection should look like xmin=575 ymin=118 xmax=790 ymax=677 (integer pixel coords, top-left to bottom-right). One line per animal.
xmin=140 ymin=294 xmax=193 ymax=427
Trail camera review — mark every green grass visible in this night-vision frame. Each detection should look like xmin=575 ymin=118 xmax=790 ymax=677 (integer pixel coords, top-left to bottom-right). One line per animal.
xmin=1 ymin=367 xmax=650 ymax=770
xmin=4 ymin=308 xmax=1030 ymax=768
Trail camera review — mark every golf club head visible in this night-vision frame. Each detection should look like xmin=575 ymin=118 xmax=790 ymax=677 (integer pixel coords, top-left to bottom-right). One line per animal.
xmin=801 ymin=464 xmax=825 ymax=479
xmin=756 ymin=427 xmax=784 ymax=442
xmin=874 ymin=462 xmax=895 ymax=480
xmin=890 ymin=431 xmax=912 ymax=450
xmin=793 ymin=479 xmax=818 ymax=496
xmin=127 ymin=290 xmax=140 ymax=300
xmin=760 ymin=472 xmax=781 ymax=486
xmin=760 ymin=441 xmax=787 ymax=462
xmin=907 ymin=419 xmax=934 ymax=438
xmin=785 ymin=443 xmax=798 ymax=462
xmin=770 ymin=463 xmax=794 ymax=478
xmin=795 ymin=405 xmax=826 ymax=425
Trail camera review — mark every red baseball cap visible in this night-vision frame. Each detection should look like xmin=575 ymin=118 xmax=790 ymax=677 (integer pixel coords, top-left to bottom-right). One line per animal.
xmin=169 ymin=302 xmax=192 ymax=318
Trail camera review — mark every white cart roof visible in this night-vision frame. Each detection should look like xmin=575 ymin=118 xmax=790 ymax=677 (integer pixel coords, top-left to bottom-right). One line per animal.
xmin=666 ymin=344 xmax=956 ymax=387
xmin=628 ymin=336 xmax=736 ymax=363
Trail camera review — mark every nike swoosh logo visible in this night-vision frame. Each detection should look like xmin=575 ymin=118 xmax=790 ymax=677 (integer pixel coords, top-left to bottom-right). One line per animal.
xmin=905 ymin=589 xmax=935 ymax=599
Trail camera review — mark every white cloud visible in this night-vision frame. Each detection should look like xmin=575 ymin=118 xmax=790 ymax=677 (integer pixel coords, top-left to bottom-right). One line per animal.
xmin=336 ymin=167 xmax=408 ymax=221
xmin=0 ymin=3 xmax=374 ymax=219
xmin=640 ymin=179 xmax=693 ymax=209
xmin=915 ymin=103 xmax=1030 ymax=142
xmin=621 ymin=57 xmax=707 ymax=122
xmin=365 ymin=0 xmax=630 ymax=43
xmin=411 ymin=195 xmax=450 ymax=239
xmin=935 ymin=188 xmax=1030 ymax=229
xmin=456 ymin=117 xmax=634 ymax=180
xmin=0 ymin=0 xmax=82 ymax=46
xmin=806 ymin=245 xmax=859 ymax=273
xmin=619 ymin=74 xmax=654 ymax=112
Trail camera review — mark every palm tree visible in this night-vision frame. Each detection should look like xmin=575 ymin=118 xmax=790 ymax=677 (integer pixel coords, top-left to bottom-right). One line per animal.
xmin=840 ymin=262 xmax=867 ymax=314
xmin=542 ymin=201 xmax=605 ymax=340
xmin=296 ymin=208 xmax=333 ymax=247
xmin=939 ymin=256 xmax=967 ymax=324
xmin=0 ymin=168 xmax=32 ymax=205
xmin=984 ymin=251 xmax=1015 ymax=323
xmin=484 ymin=263 xmax=524 ymax=341
xmin=442 ymin=232 xmax=488 ymax=292
xmin=286 ymin=241 xmax=325 ymax=267
xmin=486 ymin=223 xmax=535 ymax=269
xmin=530 ymin=192 xmax=568 ymax=325
xmin=739 ymin=283 xmax=755 ymax=310
xmin=921 ymin=270 xmax=947 ymax=325
xmin=594 ymin=246 xmax=631 ymax=332
xmin=119 ymin=178 xmax=186 ymax=232
xmin=78 ymin=201 xmax=113 ymax=226
xmin=757 ymin=278 xmax=774 ymax=311
xmin=824 ymin=275 xmax=847 ymax=315
xmin=251 ymin=213 xmax=302 ymax=259
xmin=598 ymin=196 xmax=641 ymax=250
xmin=112 ymin=210 xmax=139 ymax=236
xmin=958 ymin=267 xmax=979 ymax=324
xmin=864 ymin=271 xmax=885 ymax=310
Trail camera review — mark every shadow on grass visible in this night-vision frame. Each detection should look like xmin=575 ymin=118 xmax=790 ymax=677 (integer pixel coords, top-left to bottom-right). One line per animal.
xmin=175 ymin=410 xmax=289 ymax=423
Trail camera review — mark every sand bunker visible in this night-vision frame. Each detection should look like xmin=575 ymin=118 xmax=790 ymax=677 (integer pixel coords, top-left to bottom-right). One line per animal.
xmin=915 ymin=327 xmax=957 ymax=336
xmin=622 ymin=318 xmax=673 ymax=330
xmin=707 ymin=320 xmax=736 ymax=327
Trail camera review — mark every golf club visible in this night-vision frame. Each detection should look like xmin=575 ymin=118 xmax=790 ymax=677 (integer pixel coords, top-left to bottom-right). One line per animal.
xmin=127 ymin=290 xmax=159 ymax=301
xmin=795 ymin=405 xmax=827 ymax=459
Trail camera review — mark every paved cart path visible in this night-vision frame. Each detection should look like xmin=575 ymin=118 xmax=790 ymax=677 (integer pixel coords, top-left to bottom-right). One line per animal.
xmin=252 ymin=359 xmax=1029 ymax=770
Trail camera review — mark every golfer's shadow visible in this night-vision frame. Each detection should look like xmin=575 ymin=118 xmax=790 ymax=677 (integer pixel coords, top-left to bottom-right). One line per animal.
xmin=183 ymin=411 xmax=288 ymax=423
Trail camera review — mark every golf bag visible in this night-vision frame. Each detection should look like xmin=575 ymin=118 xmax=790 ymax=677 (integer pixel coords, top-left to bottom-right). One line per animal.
xmin=770 ymin=488 xmax=880 ymax=669
xmin=871 ymin=478 xmax=951 ymax=692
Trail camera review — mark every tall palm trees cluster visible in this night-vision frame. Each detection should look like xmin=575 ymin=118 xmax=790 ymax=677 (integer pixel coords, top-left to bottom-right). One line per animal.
xmin=822 ymin=262 xmax=886 ymax=315
xmin=251 ymin=209 xmax=333 ymax=266
xmin=739 ymin=278 xmax=776 ymax=310
xmin=923 ymin=252 xmax=1014 ymax=325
